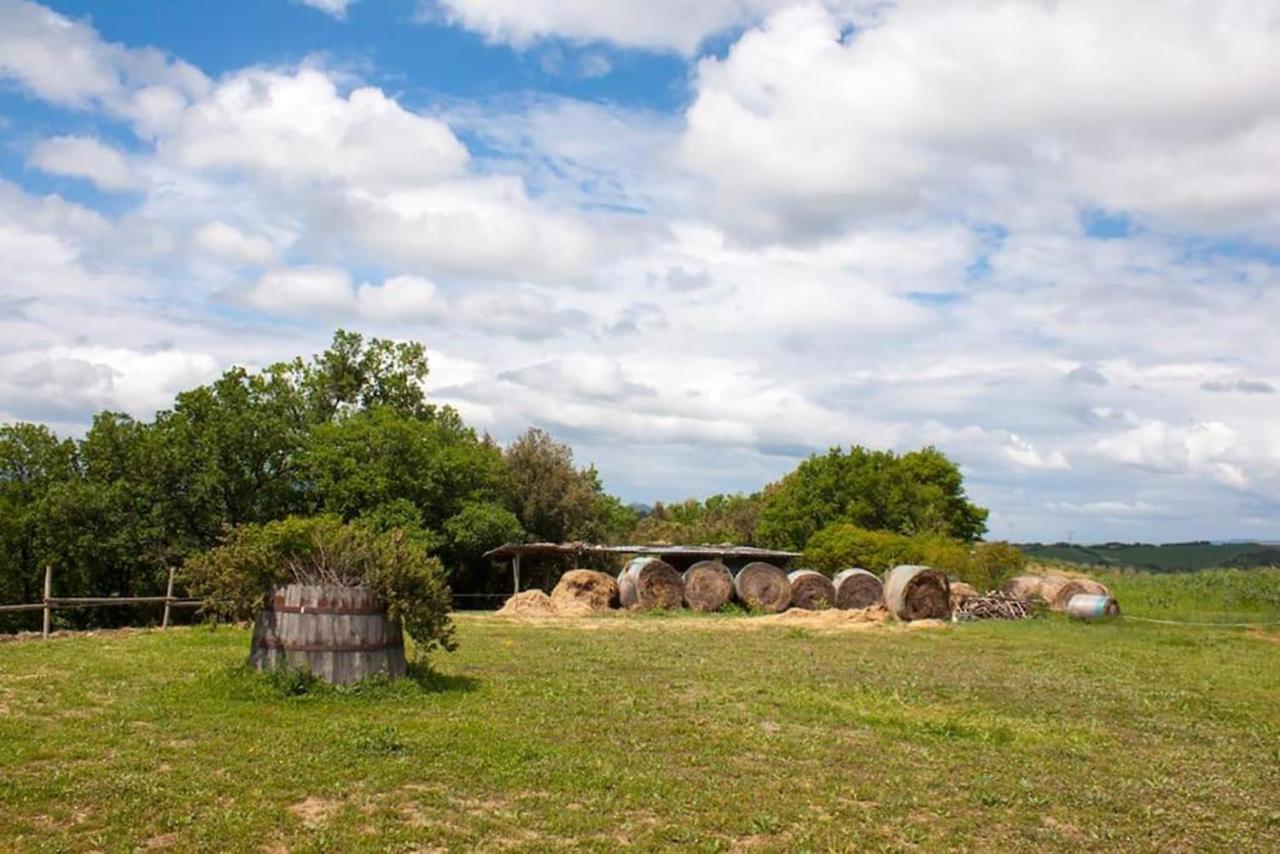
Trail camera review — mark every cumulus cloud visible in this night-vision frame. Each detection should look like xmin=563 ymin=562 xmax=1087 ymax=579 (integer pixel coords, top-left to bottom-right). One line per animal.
xmin=0 ymin=0 xmax=208 ymax=132
xmin=423 ymin=0 xmax=832 ymax=54
xmin=190 ymin=221 xmax=277 ymax=265
xmin=682 ymin=0 xmax=1280 ymax=239
xmin=28 ymin=136 xmax=140 ymax=191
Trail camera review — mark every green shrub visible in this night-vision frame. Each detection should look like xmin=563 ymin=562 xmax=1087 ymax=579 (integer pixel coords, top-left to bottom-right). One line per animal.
xmin=802 ymin=523 xmax=1026 ymax=592
xmin=185 ymin=515 xmax=456 ymax=656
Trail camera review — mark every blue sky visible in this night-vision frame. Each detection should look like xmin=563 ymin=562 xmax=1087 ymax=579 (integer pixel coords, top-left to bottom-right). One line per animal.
xmin=1 ymin=0 xmax=1279 ymax=543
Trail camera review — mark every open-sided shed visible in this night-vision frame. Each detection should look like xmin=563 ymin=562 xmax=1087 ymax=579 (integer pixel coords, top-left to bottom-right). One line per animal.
xmin=482 ymin=542 xmax=802 ymax=593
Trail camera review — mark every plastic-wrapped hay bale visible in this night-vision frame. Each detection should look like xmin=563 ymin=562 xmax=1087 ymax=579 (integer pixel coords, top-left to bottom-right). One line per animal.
xmin=832 ymin=568 xmax=883 ymax=610
xmin=1040 ymin=575 xmax=1092 ymax=611
xmin=682 ymin=560 xmax=733 ymax=612
xmin=550 ymin=569 xmax=619 ymax=614
xmin=733 ymin=561 xmax=792 ymax=613
xmin=1066 ymin=593 xmax=1121 ymax=620
xmin=787 ymin=569 xmax=837 ymax=610
xmin=621 ymin=557 xmax=683 ymax=610
xmin=883 ymin=565 xmax=951 ymax=621
xmin=1003 ymin=574 xmax=1045 ymax=602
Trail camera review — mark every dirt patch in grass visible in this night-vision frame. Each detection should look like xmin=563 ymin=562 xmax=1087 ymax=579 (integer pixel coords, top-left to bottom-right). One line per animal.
xmin=288 ymin=797 xmax=340 ymax=828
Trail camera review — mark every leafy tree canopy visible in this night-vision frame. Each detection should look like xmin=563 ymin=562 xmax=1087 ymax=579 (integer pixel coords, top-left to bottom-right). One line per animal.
xmin=757 ymin=446 xmax=988 ymax=550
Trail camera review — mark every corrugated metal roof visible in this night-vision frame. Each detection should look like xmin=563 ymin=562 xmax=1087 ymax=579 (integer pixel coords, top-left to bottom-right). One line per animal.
xmin=481 ymin=542 xmax=801 ymax=561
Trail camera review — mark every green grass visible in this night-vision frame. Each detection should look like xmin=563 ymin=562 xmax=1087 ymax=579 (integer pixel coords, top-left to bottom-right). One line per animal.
xmin=1096 ymin=568 xmax=1280 ymax=624
xmin=2 ymin=615 xmax=1279 ymax=851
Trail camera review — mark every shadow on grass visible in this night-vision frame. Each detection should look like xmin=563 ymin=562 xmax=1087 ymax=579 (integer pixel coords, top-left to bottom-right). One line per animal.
xmin=225 ymin=660 xmax=479 ymax=702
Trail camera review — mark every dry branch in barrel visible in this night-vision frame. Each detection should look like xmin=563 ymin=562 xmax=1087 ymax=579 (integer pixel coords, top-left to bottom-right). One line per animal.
xmin=734 ymin=562 xmax=791 ymax=613
xmin=787 ymin=570 xmax=836 ymax=610
xmin=622 ymin=557 xmax=683 ymax=610
xmin=682 ymin=560 xmax=733 ymax=612
xmin=832 ymin=568 xmax=883 ymax=610
xmin=883 ymin=565 xmax=951 ymax=621
xmin=550 ymin=569 xmax=619 ymax=615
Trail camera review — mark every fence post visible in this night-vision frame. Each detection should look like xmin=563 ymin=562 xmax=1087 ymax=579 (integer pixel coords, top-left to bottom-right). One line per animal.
xmin=161 ymin=567 xmax=175 ymax=630
xmin=42 ymin=564 xmax=52 ymax=639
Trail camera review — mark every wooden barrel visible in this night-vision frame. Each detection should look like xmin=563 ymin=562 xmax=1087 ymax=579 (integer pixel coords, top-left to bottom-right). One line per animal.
xmin=832 ymin=568 xmax=883 ymax=610
xmin=622 ymin=557 xmax=683 ymax=610
xmin=249 ymin=584 xmax=406 ymax=686
xmin=734 ymin=561 xmax=791 ymax=613
xmin=787 ymin=569 xmax=836 ymax=610
xmin=1066 ymin=593 xmax=1120 ymax=620
xmin=682 ymin=560 xmax=733 ymax=612
xmin=883 ymin=565 xmax=951 ymax=621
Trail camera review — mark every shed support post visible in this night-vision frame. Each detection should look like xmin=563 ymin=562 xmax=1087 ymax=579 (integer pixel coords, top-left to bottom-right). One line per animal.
xmin=512 ymin=554 xmax=521 ymax=594
xmin=162 ymin=566 xmax=175 ymax=630
xmin=42 ymin=564 xmax=52 ymax=639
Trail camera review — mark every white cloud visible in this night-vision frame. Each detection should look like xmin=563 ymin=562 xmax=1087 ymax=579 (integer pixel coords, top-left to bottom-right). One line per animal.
xmin=1094 ymin=420 xmax=1250 ymax=489
xmin=682 ymin=0 xmax=1280 ymax=238
xmin=160 ymin=68 xmax=468 ymax=190
xmin=1048 ymin=500 xmax=1169 ymax=517
xmin=424 ymin=0 xmax=834 ymax=55
xmin=243 ymin=266 xmax=356 ymax=315
xmin=28 ymin=135 xmax=140 ymax=191
xmin=355 ymin=275 xmax=444 ymax=321
xmin=191 ymin=221 xmax=277 ymax=265
xmin=296 ymin=0 xmax=357 ymax=19
xmin=0 ymin=0 xmax=208 ymax=132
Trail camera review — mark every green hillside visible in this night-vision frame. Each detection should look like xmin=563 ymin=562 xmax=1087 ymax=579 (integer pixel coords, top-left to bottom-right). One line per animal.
xmin=1018 ymin=541 xmax=1280 ymax=571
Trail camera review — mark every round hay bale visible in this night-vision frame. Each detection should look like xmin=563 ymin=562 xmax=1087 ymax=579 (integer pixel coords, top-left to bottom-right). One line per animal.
xmin=1003 ymin=574 xmax=1045 ymax=602
xmin=832 ymin=568 xmax=884 ymax=610
xmin=883 ymin=565 xmax=951 ymax=621
xmin=551 ymin=569 xmax=619 ymax=614
xmin=1073 ymin=577 xmax=1110 ymax=597
xmin=949 ymin=581 xmax=979 ymax=609
xmin=497 ymin=590 xmax=558 ymax=617
xmin=623 ymin=557 xmax=683 ymax=610
xmin=682 ymin=560 xmax=733 ymax=612
xmin=1040 ymin=575 xmax=1091 ymax=611
xmin=787 ymin=569 xmax=836 ymax=610
xmin=734 ymin=561 xmax=791 ymax=613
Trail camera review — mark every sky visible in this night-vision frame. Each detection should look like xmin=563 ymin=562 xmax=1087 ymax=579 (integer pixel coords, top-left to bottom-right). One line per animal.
xmin=0 ymin=0 xmax=1278 ymax=543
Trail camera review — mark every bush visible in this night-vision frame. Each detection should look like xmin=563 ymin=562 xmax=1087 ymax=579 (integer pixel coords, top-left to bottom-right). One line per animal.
xmin=802 ymin=523 xmax=1026 ymax=592
xmin=185 ymin=515 xmax=456 ymax=656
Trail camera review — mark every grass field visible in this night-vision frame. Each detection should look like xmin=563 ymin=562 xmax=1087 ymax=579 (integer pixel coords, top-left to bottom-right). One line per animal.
xmin=1097 ymin=568 xmax=1280 ymax=624
xmin=1021 ymin=541 xmax=1280 ymax=571
xmin=2 ymin=612 xmax=1279 ymax=852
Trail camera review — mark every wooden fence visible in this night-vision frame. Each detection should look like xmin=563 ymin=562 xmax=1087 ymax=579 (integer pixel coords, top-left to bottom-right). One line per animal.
xmin=0 ymin=566 xmax=202 ymax=638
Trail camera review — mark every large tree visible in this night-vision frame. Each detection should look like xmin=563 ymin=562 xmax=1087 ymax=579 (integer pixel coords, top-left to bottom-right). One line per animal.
xmin=756 ymin=445 xmax=988 ymax=551
xmin=504 ymin=428 xmax=635 ymax=544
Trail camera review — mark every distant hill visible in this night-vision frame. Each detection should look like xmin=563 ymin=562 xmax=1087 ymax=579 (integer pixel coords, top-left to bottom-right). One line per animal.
xmin=1017 ymin=540 xmax=1280 ymax=571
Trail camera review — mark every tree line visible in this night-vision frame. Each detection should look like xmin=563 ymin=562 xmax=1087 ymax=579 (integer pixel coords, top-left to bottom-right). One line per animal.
xmin=0 ymin=330 xmax=1000 ymax=629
